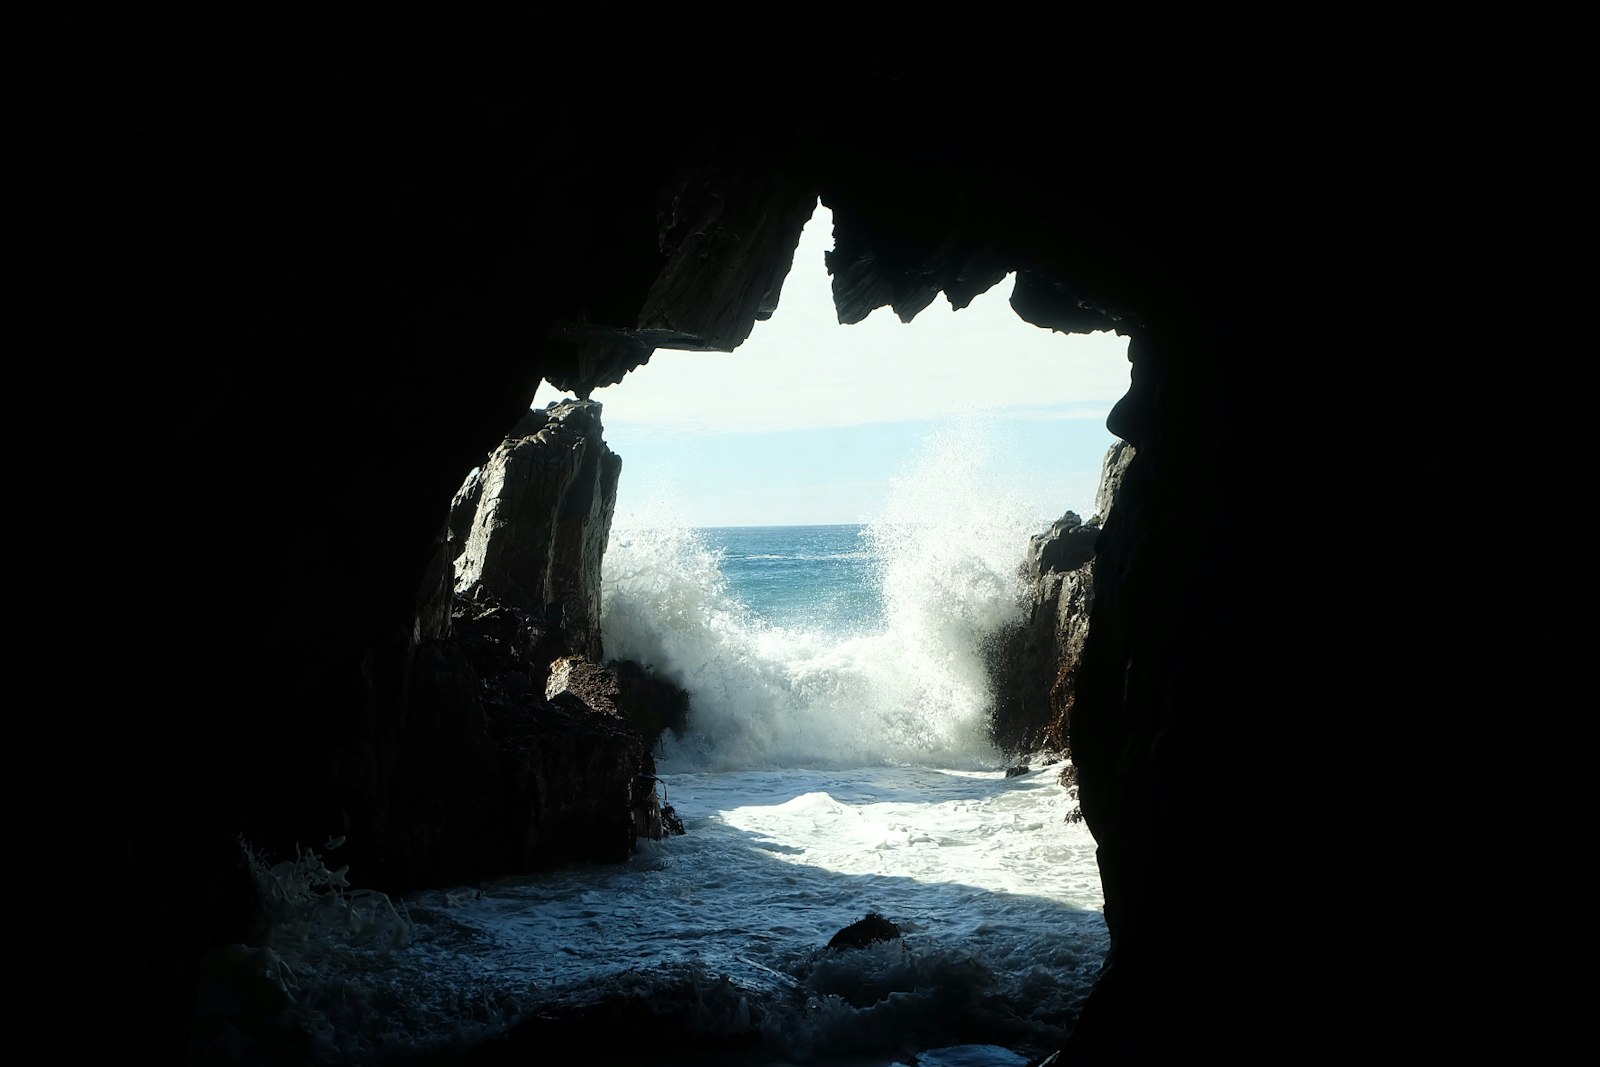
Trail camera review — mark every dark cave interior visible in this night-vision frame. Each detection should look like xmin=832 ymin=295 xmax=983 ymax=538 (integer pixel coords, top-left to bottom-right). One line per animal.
xmin=8 ymin=11 xmax=1595 ymax=1062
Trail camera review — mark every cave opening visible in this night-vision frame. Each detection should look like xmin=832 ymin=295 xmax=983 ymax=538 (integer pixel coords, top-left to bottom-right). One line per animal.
xmin=580 ymin=198 xmax=1131 ymax=770
xmin=383 ymin=198 xmax=1130 ymax=1063
xmin=585 ymin=200 xmax=1131 ymax=532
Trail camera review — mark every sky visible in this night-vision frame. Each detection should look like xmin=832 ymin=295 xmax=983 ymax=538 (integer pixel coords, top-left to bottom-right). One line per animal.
xmin=534 ymin=202 xmax=1131 ymax=529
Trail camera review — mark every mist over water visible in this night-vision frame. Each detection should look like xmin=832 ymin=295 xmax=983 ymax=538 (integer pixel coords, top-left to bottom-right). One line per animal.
xmin=602 ymin=421 xmax=1048 ymax=771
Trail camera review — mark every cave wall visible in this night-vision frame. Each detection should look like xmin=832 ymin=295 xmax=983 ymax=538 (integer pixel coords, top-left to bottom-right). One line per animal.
xmin=8 ymin=11 xmax=1594 ymax=1062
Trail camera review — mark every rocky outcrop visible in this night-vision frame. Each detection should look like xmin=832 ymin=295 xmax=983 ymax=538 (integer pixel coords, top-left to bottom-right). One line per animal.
xmin=1091 ymin=441 xmax=1133 ymax=528
xmin=544 ymin=652 xmax=688 ymax=843
xmin=341 ymin=397 xmax=658 ymax=889
xmin=364 ymin=398 xmax=685 ymax=889
xmin=985 ymin=512 xmax=1094 ymax=758
xmin=826 ymin=913 xmax=903 ymax=953
xmin=988 ymin=443 xmax=1134 ymax=759
xmin=375 ymin=597 xmax=688 ymax=889
xmin=452 ymin=399 xmax=622 ymax=662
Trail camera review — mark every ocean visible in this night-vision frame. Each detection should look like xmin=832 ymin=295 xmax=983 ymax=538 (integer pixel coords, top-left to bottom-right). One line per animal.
xmin=199 ymin=519 xmax=1108 ymax=1065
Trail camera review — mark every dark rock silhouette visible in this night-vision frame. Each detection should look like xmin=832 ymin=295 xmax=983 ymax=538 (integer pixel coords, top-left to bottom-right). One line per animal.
xmin=379 ymin=595 xmax=684 ymax=890
xmin=9 ymin=11 xmax=1592 ymax=1063
xmin=827 ymin=913 xmax=904 ymax=953
xmin=355 ymin=396 xmax=681 ymax=892
xmin=988 ymin=442 xmax=1133 ymax=759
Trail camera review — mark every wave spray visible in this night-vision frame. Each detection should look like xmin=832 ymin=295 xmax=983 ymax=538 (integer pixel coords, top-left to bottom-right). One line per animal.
xmin=602 ymin=419 xmax=1045 ymax=770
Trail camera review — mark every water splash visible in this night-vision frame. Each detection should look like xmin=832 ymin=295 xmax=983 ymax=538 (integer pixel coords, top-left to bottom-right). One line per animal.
xmin=602 ymin=419 xmax=1044 ymax=771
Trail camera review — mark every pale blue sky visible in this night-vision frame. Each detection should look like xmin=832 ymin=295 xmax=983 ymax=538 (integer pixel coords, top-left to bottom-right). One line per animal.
xmin=536 ymin=203 xmax=1131 ymax=529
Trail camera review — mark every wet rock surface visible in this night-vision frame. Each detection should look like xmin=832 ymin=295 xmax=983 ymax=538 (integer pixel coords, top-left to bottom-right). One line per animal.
xmin=988 ymin=443 xmax=1133 ymax=760
xmin=383 ymin=598 xmax=686 ymax=889
xmin=828 ymin=913 xmax=905 ymax=953
xmin=452 ymin=399 xmax=622 ymax=662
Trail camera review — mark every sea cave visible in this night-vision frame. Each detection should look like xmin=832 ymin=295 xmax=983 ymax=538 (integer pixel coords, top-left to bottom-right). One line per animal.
xmin=10 ymin=12 xmax=1595 ymax=1064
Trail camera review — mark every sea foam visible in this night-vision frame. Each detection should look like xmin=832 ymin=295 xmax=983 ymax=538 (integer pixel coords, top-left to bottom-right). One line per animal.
xmin=601 ymin=420 xmax=1045 ymax=772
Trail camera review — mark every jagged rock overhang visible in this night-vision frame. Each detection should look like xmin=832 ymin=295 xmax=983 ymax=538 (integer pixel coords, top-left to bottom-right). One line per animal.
xmin=536 ymin=118 xmax=1166 ymax=403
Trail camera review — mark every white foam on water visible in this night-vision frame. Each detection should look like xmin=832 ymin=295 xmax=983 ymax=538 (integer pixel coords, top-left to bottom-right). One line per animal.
xmin=602 ymin=418 xmax=1046 ymax=772
xmin=194 ymin=766 xmax=1106 ymax=1064
xmin=191 ymin=423 xmax=1108 ymax=1064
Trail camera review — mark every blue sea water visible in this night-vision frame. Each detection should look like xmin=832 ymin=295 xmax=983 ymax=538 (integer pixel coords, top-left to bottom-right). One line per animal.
xmin=196 ymin=510 xmax=1108 ymax=1065
xmin=700 ymin=524 xmax=884 ymax=635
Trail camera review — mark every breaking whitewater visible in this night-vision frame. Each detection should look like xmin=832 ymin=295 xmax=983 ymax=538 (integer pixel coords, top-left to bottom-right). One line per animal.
xmin=193 ymin=436 xmax=1110 ymax=1066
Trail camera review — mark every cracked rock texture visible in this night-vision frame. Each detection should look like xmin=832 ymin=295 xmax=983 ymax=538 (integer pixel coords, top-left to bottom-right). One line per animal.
xmin=452 ymin=399 xmax=621 ymax=662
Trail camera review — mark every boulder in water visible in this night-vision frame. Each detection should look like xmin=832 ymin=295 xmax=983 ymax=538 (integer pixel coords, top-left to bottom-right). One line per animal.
xmin=827 ymin=913 xmax=902 ymax=952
